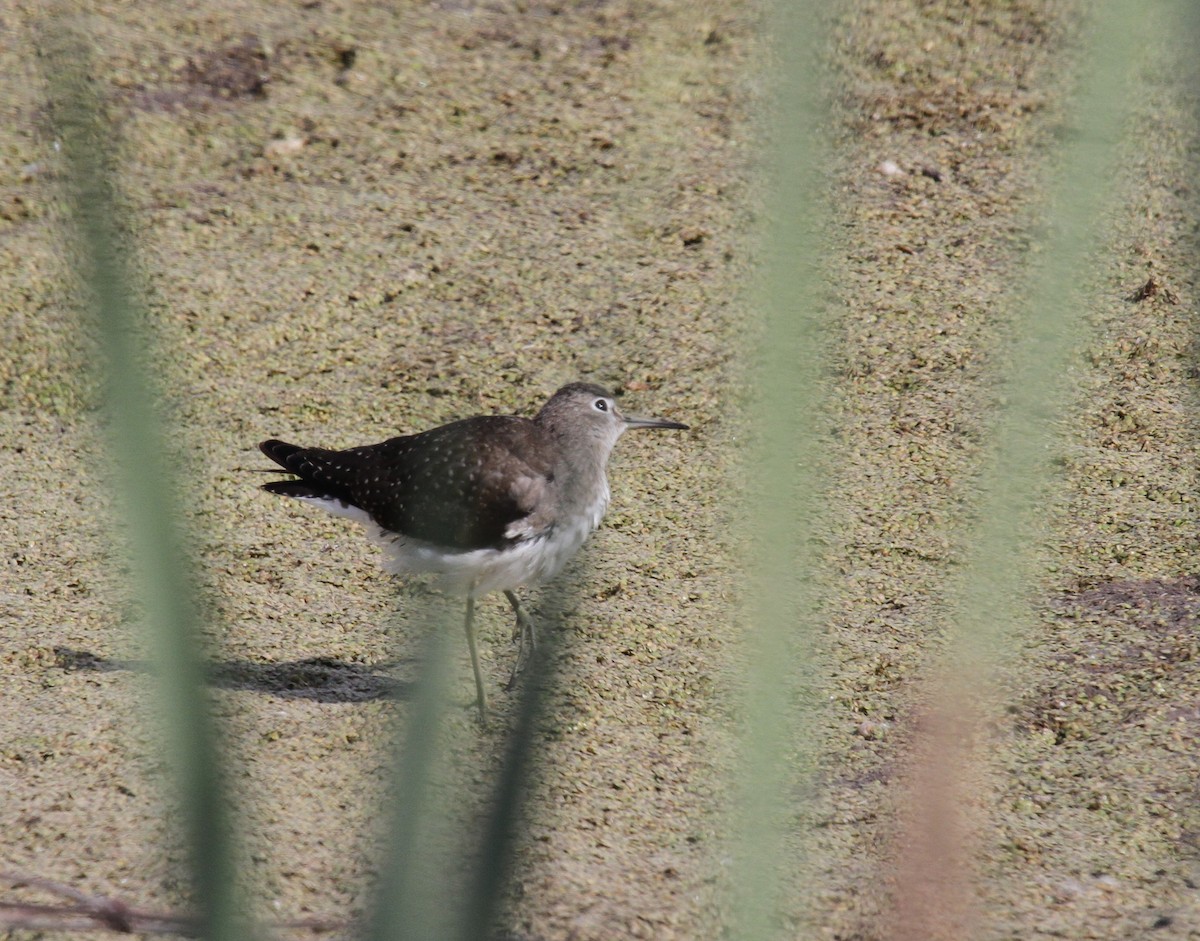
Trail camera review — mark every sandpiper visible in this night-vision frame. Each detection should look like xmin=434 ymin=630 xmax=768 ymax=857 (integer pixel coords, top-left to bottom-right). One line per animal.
xmin=259 ymin=382 xmax=688 ymax=719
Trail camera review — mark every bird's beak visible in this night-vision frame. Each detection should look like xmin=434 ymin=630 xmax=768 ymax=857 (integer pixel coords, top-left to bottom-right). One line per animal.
xmin=621 ymin=412 xmax=689 ymax=431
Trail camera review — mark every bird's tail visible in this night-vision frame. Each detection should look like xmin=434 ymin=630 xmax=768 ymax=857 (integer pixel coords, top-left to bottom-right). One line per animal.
xmin=259 ymin=439 xmax=326 ymax=498
xmin=260 ymin=438 xmax=304 ymax=470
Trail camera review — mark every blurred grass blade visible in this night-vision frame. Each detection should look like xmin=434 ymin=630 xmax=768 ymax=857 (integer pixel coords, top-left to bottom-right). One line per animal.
xmin=368 ymin=585 xmax=574 ymax=941
xmin=455 ymin=582 xmax=572 ymax=941
xmin=897 ymin=4 xmax=1150 ymax=939
xmin=365 ymin=612 xmax=455 ymax=941
xmin=947 ymin=4 xmax=1148 ymax=680
xmin=38 ymin=23 xmax=244 ymax=941
xmin=733 ymin=1 xmax=831 ymax=939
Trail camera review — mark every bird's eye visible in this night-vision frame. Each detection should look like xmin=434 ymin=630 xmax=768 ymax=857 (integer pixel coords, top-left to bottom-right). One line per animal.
xmin=593 ymin=398 xmax=608 ymax=412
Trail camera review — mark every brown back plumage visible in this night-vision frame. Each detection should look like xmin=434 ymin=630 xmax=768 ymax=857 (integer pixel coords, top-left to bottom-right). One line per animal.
xmin=260 ymin=416 xmax=557 ymax=551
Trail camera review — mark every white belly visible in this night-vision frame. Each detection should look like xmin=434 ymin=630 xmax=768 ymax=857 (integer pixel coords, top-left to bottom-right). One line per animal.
xmin=370 ymin=486 xmax=610 ymax=597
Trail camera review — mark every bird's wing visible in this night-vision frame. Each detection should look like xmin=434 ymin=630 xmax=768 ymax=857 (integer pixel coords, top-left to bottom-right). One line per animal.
xmin=260 ymin=416 xmax=557 ymax=551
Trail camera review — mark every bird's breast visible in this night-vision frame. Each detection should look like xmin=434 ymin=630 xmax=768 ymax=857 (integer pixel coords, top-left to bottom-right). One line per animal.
xmin=516 ymin=478 xmax=610 ymax=586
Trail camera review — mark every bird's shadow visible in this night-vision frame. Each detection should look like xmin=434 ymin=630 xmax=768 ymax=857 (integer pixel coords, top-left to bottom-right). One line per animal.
xmin=53 ymin=647 xmax=414 ymax=704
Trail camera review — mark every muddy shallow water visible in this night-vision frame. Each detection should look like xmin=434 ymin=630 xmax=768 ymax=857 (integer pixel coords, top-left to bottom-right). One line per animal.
xmin=3 ymin=2 xmax=1200 ymax=938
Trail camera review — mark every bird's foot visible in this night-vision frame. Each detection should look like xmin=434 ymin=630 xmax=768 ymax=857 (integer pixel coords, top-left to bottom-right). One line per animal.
xmin=504 ymin=592 xmax=538 ymax=691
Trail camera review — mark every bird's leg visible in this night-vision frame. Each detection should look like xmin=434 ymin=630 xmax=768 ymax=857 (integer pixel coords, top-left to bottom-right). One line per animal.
xmin=504 ymin=589 xmax=537 ymax=690
xmin=463 ymin=596 xmax=488 ymax=722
